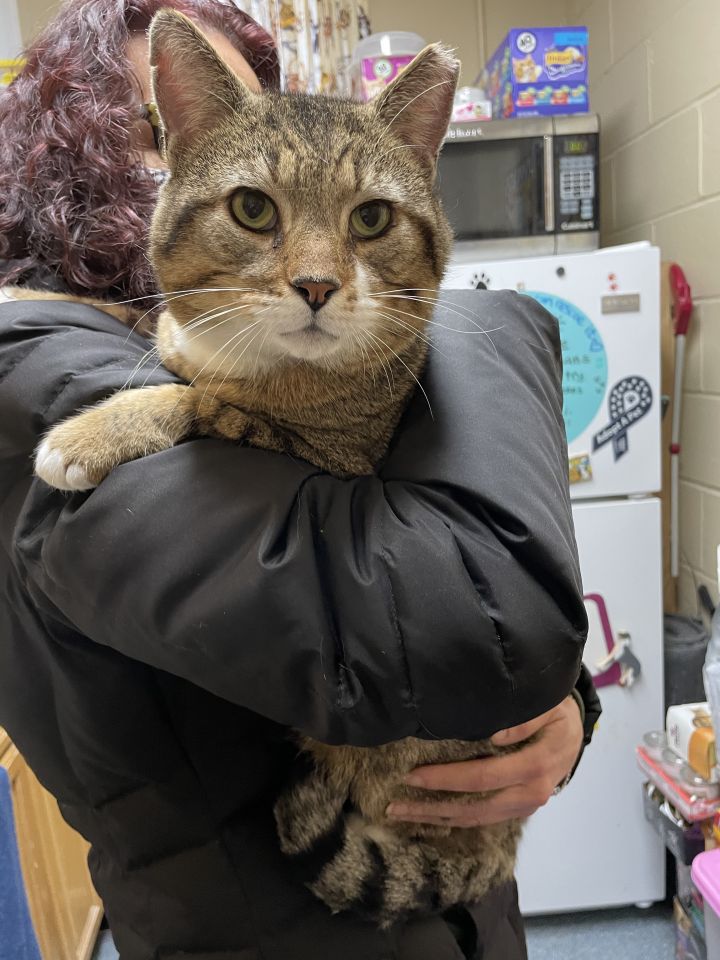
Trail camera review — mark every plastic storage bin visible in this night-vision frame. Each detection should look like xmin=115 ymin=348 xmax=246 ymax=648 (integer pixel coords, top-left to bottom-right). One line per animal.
xmin=692 ymin=850 xmax=720 ymax=959
xmin=350 ymin=31 xmax=425 ymax=101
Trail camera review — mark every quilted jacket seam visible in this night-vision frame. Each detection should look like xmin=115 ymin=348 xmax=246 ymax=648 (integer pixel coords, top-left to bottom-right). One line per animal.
xmin=41 ymin=354 xmax=133 ymax=421
xmin=0 ymin=328 xmax=73 ymax=388
xmin=378 ymin=495 xmax=417 ymax=727
xmin=149 ymin=683 xmax=271 ymax=960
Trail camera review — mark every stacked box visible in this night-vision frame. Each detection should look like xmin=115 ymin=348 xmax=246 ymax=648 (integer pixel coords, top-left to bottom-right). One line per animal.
xmin=481 ymin=27 xmax=589 ymax=119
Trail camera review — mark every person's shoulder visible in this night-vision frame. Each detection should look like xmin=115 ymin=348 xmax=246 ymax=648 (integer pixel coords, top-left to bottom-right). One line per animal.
xmin=437 ymin=287 xmax=559 ymax=332
xmin=432 ymin=287 xmax=561 ymax=365
xmin=0 ymin=288 xmax=147 ymax=343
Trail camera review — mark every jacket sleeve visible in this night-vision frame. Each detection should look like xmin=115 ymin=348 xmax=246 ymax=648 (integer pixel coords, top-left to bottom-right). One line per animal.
xmin=0 ymin=292 xmax=587 ymax=747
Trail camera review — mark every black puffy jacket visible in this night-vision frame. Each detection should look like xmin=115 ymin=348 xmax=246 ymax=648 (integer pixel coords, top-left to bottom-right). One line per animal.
xmin=0 ymin=290 xmax=597 ymax=959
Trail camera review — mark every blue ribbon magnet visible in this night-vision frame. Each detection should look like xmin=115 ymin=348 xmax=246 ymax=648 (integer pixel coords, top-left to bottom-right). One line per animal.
xmin=592 ymin=376 xmax=653 ymax=461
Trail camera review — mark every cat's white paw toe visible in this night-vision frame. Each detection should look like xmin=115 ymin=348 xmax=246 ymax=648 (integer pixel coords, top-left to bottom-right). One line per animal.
xmin=34 ymin=440 xmax=96 ymax=491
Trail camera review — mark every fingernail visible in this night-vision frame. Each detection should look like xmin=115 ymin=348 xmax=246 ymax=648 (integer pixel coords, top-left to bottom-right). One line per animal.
xmin=386 ymin=804 xmax=407 ymax=818
xmin=403 ymin=773 xmax=425 ymax=787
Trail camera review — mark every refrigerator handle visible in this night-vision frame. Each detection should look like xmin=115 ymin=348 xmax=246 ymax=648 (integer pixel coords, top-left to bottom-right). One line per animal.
xmin=543 ymin=135 xmax=555 ymax=233
xmin=596 ymin=630 xmax=642 ymax=688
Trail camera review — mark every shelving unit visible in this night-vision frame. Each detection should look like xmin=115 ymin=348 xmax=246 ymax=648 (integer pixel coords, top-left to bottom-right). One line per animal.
xmin=1 ymin=729 xmax=103 ymax=960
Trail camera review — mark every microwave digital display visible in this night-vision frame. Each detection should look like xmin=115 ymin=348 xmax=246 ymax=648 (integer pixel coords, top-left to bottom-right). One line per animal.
xmin=564 ymin=139 xmax=589 ymax=154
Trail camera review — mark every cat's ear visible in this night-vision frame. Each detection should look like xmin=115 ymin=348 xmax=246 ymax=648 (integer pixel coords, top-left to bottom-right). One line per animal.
xmin=372 ymin=44 xmax=459 ymax=167
xmin=149 ymin=9 xmax=251 ymax=150
xmin=373 ymin=43 xmax=460 ymax=164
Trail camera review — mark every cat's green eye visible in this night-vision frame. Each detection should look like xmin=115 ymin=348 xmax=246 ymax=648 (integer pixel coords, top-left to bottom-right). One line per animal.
xmin=230 ymin=189 xmax=278 ymax=232
xmin=349 ymin=201 xmax=392 ymax=239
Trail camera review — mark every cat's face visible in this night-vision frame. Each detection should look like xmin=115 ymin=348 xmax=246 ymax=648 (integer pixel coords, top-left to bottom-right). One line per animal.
xmin=148 ymin=11 xmax=458 ymax=378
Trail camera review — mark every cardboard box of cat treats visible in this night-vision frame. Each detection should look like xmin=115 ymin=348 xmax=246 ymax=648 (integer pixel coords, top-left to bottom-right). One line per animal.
xmin=481 ymin=26 xmax=589 ymax=119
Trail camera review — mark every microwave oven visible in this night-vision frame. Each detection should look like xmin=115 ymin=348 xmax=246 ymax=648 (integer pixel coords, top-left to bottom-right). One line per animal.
xmin=437 ymin=114 xmax=599 ymax=262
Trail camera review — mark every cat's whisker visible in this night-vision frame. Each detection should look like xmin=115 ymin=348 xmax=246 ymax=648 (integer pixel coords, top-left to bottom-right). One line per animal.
xmin=201 ymin=325 xmax=268 ymax=409
xmin=372 ymin=307 xmax=456 ymax=362
xmin=124 ymin=302 xmax=256 ymax=390
xmin=110 ymin=287 xmax=266 ymax=306
xmin=371 ymin=289 xmax=502 ymax=331
xmin=378 ymin=78 xmax=455 ymax=143
xmin=124 ymin=308 xmax=162 ymax=339
xmin=136 ymin=306 xmax=259 ymax=391
xmin=371 ymin=309 xmax=447 ymax=359
xmin=371 ymin=293 xmax=504 ymax=359
xmin=189 ymin=326 xmax=265 ymax=416
xmin=373 ymin=142 xmax=424 ymax=165
xmin=373 ymin=317 xmax=436 ymax=355
xmin=250 ymin=324 xmax=275 ymax=383
xmin=181 ymin=299 xmax=258 ymax=336
xmin=153 ymin=317 xmax=262 ymax=433
xmin=350 ymin=330 xmax=373 ymax=385
xmin=356 ymin=328 xmax=395 ymax=399
xmin=121 ymin=345 xmax=162 ymax=391
xmin=370 ymin=287 xmax=442 ymax=296
xmin=365 ymin=329 xmax=435 ymax=421
xmin=131 ymin=301 xmax=272 ymax=386
xmin=370 ymin=290 xmax=483 ymax=324
xmin=152 ymin=317 xmax=260 ymax=433
xmin=362 ymin=339 xmax=377 ymax=389
xmin=189 ymin=318 xmax=267 ymax=394
xmin=206 ymin=306 xmax=276 ymax=405
xmin=178 ymin=298 xmax=272 ymax=344
xmin=115 ymin=287 xmax=267 ymax=343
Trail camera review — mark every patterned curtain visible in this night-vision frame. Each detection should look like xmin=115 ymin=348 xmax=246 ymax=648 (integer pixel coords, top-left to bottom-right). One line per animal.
xmin=0 ymin=60 xmax=24 ymax=87
xmin=231 ymin=1 xmax=371 ymax=94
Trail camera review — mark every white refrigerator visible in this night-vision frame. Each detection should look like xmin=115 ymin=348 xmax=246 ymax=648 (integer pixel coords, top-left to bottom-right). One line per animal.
xmin=444 ymin=242 xmax=666 ymax=913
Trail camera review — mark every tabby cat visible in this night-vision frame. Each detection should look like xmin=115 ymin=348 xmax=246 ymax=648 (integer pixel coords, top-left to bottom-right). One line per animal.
xmin=33 ymin=10 xmax=523 ymax=928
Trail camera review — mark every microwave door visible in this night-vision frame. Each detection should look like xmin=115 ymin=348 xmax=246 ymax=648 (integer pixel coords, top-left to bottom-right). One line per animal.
xmin=438 ymin=136 xmax=552 ymax=256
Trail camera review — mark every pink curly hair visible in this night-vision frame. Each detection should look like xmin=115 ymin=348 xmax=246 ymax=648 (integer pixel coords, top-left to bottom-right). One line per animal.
xmin=0 ymin=0 xmax=279 ymax=304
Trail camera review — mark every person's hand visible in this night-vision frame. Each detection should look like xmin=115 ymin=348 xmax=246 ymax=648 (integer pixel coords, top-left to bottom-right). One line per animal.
xmin=386 ymin=696 xmax=584 ymax=828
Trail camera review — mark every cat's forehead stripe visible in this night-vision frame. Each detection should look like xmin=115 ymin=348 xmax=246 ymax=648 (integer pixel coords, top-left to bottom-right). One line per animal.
xmin=158 ymin=196 xmax=218 ymax=259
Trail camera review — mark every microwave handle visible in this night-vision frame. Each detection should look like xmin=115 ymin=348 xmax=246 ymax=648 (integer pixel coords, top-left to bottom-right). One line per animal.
xmin=543 ymin=135 xmax=555 ymax=233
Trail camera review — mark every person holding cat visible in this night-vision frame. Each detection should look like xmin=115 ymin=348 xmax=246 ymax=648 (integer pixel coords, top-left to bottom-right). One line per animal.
xmin=0 ymin=2 xmax=600 ymax=959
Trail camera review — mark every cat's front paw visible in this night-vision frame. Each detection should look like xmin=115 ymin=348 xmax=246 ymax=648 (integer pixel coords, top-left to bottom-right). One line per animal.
xmin=34 ymin=438 xmax=100 ymax=491
xmin=34 ymin=415 xmax=120 ymax=491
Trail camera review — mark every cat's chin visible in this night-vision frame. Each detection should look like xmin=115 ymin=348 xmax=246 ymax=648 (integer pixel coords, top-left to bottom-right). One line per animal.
xmin=279 ymin=326 xmax=345 ymax=364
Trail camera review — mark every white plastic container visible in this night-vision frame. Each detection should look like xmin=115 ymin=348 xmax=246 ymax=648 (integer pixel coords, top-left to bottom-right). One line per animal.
xmin=351 ymin=31 xmax=426 ymax=101
xmin=692 ymin=849 xmax=720 ymax=958
xmin=452 ymin=86 xmax=492 ymax=122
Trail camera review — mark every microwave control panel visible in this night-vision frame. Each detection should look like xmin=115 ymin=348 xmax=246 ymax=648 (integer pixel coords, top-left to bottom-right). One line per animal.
xmin=554 ymin=134 xmax=599 ymax=233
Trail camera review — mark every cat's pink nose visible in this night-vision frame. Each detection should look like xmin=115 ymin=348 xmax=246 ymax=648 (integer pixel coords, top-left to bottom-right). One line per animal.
xmin=292 ymin=278 xmax=340 ymax=311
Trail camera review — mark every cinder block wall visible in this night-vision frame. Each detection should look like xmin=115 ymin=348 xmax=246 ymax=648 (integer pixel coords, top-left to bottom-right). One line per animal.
xmin=569 ymin=0 xmax=720 ymax=609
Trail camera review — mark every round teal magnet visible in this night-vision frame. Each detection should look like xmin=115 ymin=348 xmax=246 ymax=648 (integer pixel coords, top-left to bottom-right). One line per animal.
xmin=526 ymin=291 xmax=608 ymax=444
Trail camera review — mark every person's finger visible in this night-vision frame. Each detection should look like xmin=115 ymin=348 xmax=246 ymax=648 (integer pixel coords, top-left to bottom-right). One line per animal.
xmin=386 ymin=784 xmax=556 ymax=827
xmin=404 ymin=696 xmax=583 ymax=792
xmin=490 ymin=703 xmax=564 ymax=746
xmin=404 ymin=738 xmax=556 ymax=793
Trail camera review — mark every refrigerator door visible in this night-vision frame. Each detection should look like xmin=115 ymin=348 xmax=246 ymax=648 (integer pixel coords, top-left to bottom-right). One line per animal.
xmin=443 ymin=243 xmax=661 ymax=500
xmin=516 ymin=498 xmax=665 ymax=914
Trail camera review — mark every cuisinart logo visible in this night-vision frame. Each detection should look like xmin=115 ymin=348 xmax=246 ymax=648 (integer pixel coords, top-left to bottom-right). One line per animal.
xmin=445 ymin=126 xmax=485 ymax=140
